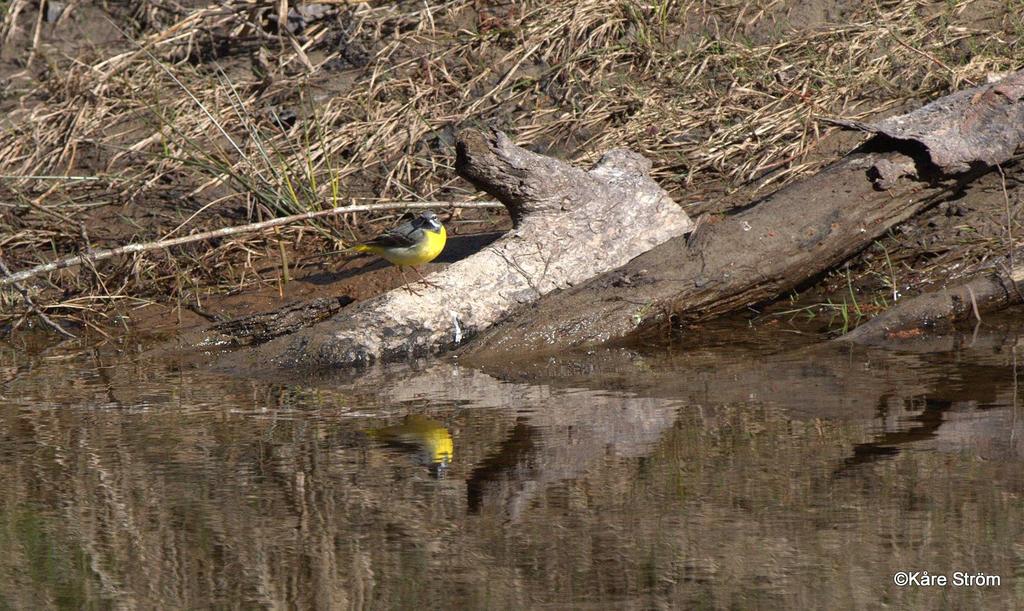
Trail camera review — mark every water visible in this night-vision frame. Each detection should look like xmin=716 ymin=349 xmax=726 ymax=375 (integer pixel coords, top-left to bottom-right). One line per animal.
xmin=1 ymin=316 xmax=1022 ymax=609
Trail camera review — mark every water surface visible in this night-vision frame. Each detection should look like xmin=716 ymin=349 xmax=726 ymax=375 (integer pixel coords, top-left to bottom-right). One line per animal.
xmin=1 ymin=317 xmax=1022 ymax=609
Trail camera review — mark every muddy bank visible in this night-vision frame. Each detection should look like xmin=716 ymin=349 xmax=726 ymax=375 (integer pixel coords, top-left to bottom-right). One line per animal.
xmin=4 ymin=1 xmax=1022 ymax=344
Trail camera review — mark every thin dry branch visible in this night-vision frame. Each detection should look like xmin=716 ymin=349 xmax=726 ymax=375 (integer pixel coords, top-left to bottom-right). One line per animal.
xmin=1 ymin=201 xmax=501 ymax=287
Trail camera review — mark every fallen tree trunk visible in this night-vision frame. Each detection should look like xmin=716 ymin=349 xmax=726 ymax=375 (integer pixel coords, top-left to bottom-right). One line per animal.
xmin=239 ymin=130 xmax=692 ymax=368
xmin=463 ymin=71 xmax=1024 ymax=362
xmin=837 ymin=260 xmax=1024 ymax=343
xmin=461 ymin=148 xmax=965 ymax=360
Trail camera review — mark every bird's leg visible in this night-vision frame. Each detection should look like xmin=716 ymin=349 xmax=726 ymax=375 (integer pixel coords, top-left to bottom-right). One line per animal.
xmin=412 ymin=266 xmax=443 ymax=289
xmin=399 ymin=267 xmax=423 ymax=295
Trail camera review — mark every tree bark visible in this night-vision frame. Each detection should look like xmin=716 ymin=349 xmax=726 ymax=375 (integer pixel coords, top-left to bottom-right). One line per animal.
xmin=238 ymin=129 xmax=692 ymax=369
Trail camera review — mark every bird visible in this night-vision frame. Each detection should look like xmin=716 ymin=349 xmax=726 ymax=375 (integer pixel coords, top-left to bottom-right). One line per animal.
xmin=351 ymin=211 xmax=446 ymax=291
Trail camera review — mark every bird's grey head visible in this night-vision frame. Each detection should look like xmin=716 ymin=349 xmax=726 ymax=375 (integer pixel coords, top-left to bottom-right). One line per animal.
xmin=416 ymin=211 xmax=442 ymax=232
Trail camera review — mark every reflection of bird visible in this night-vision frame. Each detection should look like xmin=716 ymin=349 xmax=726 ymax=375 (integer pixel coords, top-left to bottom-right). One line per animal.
xmin=352 ymin=212 xmax=446 ymax=290
xmin=367 ymin=415 xmax=454 ymax=478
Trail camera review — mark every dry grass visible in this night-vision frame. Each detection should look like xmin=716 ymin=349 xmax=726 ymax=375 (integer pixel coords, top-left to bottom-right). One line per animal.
xmin=0 ymin=0 xmax=1021 ymax=333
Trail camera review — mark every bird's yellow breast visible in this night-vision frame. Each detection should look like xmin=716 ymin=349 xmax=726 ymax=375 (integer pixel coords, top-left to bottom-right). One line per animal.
xmin=360 ymin=226 xmax=446 ymax=267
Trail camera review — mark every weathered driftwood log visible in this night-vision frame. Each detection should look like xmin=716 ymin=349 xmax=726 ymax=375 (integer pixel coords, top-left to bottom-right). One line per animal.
xmin=838 ymin=260 xmax=1024 ymax=343
xmin=242 ymin=130 xmax=692 ymax=368
xmin=461 ymin=149 xmax=963 ymax=360
xmin=463 ymin=70 xmax=1024 ymax=361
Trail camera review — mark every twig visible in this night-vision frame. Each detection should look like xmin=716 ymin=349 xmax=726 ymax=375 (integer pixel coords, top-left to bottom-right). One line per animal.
xmin=0 ymin=200 xmax=503 ymax=287
xmin=966 ymin=285 xmax=982 ymax=323
xmin=25 ymin=0 xmax=44 ymax=67
xmin=0 ymin=253 xmax=76 ymax=338
xmin=999 ymin=164 xmax=1016 ymax=271
xmin=2 ymin=0 xmax=28 ymax=46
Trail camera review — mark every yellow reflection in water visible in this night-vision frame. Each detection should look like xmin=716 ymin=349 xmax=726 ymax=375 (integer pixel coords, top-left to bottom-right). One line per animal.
xmin=367 ymin=415 xmax=454 ymax=477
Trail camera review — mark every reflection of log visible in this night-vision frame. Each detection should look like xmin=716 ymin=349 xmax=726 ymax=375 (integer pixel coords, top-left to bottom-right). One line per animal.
xmin=351 ymin=363 xmax=682 ymax=521
xmin=242 ymin=129 xmax=691 ymax=368
xmin=838 ymin=260 xmax=1024 ymax=343
xmin=469 ymin=331 xmax=1016 ymax=423
xmin=465 ymin=71 xmax=1024 ymax=360
xmin=467 ymin=327 xmax=1024 ymax=478
xmin=455 ymin=328 xmax=1024 ymax=519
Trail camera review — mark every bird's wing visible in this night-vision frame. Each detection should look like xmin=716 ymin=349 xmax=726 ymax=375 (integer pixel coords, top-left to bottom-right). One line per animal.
xmin=359 ymin=221 xmax=422 ymax=248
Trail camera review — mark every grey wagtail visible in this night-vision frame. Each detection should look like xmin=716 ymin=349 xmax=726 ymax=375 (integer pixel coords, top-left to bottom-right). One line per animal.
xmin=352 ymin=211 xmax=446 ymax=290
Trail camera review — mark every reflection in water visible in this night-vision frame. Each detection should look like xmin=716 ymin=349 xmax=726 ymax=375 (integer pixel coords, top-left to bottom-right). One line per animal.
xmin=0 ymin=315 xmax=1022 ymax=608
xmin=367 ymin=415 xmax=454 ymax=478
xmin=838 ymin=398 xmax=950 ymax=473
xmin=467 ymin=420 xmax=537 ymax=515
